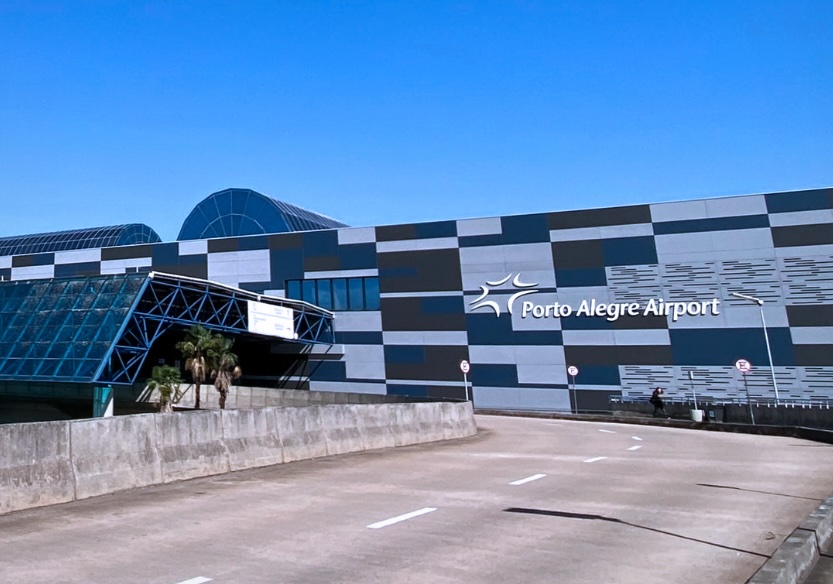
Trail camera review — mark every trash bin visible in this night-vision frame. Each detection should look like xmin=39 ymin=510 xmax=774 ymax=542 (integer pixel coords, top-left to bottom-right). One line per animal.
xmin=690 ymin=409 xmax=704 ymax=422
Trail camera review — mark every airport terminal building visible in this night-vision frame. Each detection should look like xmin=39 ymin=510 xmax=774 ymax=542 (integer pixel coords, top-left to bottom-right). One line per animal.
xmin=1 ymin=187 xmax=832 ymax=412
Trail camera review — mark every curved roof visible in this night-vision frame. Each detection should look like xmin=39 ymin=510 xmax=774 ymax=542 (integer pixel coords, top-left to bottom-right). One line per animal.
xmin=177 ymin=188 xmax=348 ymax=241
xmin=0 ymin=224 xmax=161 ymax=257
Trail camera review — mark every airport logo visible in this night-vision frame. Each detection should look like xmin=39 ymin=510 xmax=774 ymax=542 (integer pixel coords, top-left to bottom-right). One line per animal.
xmin=469 ymin=273 xmax=539 ymax=316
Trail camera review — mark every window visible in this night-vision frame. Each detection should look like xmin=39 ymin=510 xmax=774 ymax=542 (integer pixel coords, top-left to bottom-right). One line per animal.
xmin=286 ymin=276 xmax=380 ymax=311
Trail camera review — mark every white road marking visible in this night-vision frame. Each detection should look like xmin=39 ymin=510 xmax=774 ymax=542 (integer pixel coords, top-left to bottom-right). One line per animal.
xmin=584 ymin=457 xmax=607 ymax=463
xmin=367 ymin=507 xmax=437 ymax=529
xmin=175 ymin=578 xmax=212 ymax=584
xmin=632 ymin=436 xmax=643 ymax=441
xmin=510 ymin=474 xmax=547 ymax=486
xmin=628 ymin=445 xmax=643 ymax=451
xmin=598 ymin=429 xmax=616 ymax=434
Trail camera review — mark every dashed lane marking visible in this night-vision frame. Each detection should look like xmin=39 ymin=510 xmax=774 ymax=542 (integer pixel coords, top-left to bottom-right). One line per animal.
xmin=632 ymin=436 xmax=643 ymax=441
xmin=598 ymin=429 xmax=616 ymax=434
xmin=584 ymin=457 xmax=607 ymax=463
xmin=367 ymin=507 xmax=437 ymax=529
xmin=628 ymin=445 xmax=643 ymax=451
xmin=175 ymin=578 xmax=212 ymax=584
xmin=510 ymin=474 xmax=547 ymax=486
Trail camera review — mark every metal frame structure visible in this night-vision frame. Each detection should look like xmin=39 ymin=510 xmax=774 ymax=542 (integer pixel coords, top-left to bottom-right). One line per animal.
xmin=0 ymin=272 xmax=334 ymax=386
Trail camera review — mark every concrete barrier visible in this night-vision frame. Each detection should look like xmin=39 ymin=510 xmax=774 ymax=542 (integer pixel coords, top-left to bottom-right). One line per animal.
xmin=358 ymin=404 xmax=397 ymax=450
xmin=221 ymin=407 xmax=283 ymax=471
xmin=748 ymin=528 xmax=819 ymax=584
xmin=320 ymin=404 xmax=365 ymax=456
xmin=274 ymin=406 xmax=328 ymax=462
xmin=156 ymin=410 xmax=229 ymax=483
xmin=70 ymin=414 xmax=162 ymax=500
xmin=0 ymin=421 xmax=74 ymax=514
xmin=0 ymin=401 xmax=477 ymax=516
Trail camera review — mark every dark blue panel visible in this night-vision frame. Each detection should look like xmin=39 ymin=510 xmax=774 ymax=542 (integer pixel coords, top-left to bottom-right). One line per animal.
xmin=237 ymin=235 xmax=269 ymax=251
xmin=568 ymin=365 xmax=620 ymax=386
xmin=339 ymin=243 xmax=377 ymax=270
xmin=670 ymin=328 xmax=795 ymax=366
xmin=384 ymin=345 xmax=425 ymax=364
xmin=334 ymin=331 xmax=384 ymax=344
xmin=653 ymin=215 xmax=769 ymax=235
xmin=471 ymin=364 xmax=518 ymax=387
xmin=466 ymin=313 xmax=563 ymax=345
xmin=54 ymin=262 xmax=100 ymax=278
xmin=422 ymin=296 xmax=465 ymax=315
xmin=459 ymin=234 xmax=505 ymax=248
xmin=270 ymin=249 xmax=304 ymax=284
xmin=152 ymin=243 xmax=180 ymax=266
xmin=415 ymin=221 xmax=457 ymax=239
xmin=555 ymin=268 xmax=607 ymax=287
xmin=387 ymin=384 xmax=429 ymax=397
xmin=310 ymin=361 xmax=346 ymax=382
xmin=379 ymin=266 xmax=419 ymax=279
xmin=560 ymin=313 xmax=613 ymax=330
xmin=766 ymin=189 xmax=833 ymax=213
xmin=500 ymin=214 xmax=550 ymax=245
xmin=0 ymin=268 xmax=9 ymax=280
xmin=602 ymin=236 xmax=658 ymax=266
xmin=238 ymin=282 xmax=270 ymax=294
xmin=302 ymin=230 xmax=339 ymax=257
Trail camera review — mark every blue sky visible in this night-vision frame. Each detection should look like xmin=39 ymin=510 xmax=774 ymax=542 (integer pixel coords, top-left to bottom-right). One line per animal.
xmin=1 ymin=1 xmax=831 ymax=241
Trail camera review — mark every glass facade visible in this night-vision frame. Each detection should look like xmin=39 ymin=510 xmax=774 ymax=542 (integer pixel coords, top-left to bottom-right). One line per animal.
xmin=0 ymin=274 xmax=145 ymax=381
xmin=286 ymin=276 xmax=380 ymax=311
xmin=177 ymin=188 xmax=348 ymax=241
xmin=0 ymin=224 xmax=161 ymax=257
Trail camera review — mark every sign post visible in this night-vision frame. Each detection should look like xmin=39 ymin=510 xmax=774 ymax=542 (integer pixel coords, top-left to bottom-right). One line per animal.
xmin=567 ymin=365 xmax=579 ymax=414
xmin=688 ymin=370 xmax=698 ymax=411
xmin=735 ymin=359 xmax=754 ymax=425
xmin=460 ymin=360 xmax=471 ymax=402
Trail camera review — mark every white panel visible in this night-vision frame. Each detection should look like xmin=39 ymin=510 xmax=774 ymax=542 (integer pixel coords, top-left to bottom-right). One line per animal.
xmin=468 ymin=345 xmax=518 ymax=364
xmin=54 ymin=248 xmax=101 ymax=264
xmin=768 ymin=209 xmax=833 ymax=227
xmin=650 ymin=199 xmax=709 ymax=222
xmin=382 ymin=331 xmax=469 ymax=345
xmin=711 ymin=228 xmax=773 ymax=251
xmin=549 ymin=226 xmax=602 ymax=242
xmin=309 ymin=381 xmax=387 ymax=394
xmin=345 ymin=345 xmax=386 ymax=379
xmin=790 ymin=327 xmax=833 ymax=344
xmin=704 ymin=195 xmax=768 ymax=217
xmin=776 ymin=244 xmax=833 ymax=258
xmin=504 ymin=242 xmax=555 ymax=272
xmin=514 ymin=345 xmax=566 ymax=365
xmin=100 ymin=259 xmax=127 ymax=271
xmin=178 ymin=240 xmax=208 ymax=255
xmin=550 ymin=223 xmax=653 ymax=242
xmin=127 ymin=258 xmax=152 ymax=269
xmin=376 ymin=237 xmax=458 ymax=253
xmin=307 ymin=268 xmax=378 ymax=278
xmin=562 ymin=330 xmax=616 ymax=345
xmin=247 ymin=300 xmax=294 ymax=339
xmin=612 ymin=329 xmax=671 ymax=345
xmin=472 ymin=386 xmax=570 ymax=411
xmin=333 ymin=311 xmax=382 ymax=331
xmin=655 ymin=233 xmax=714 ymax=258
xmin=517 ymin=364 xmax=567 ymax=385
xmin=555 ymin=287 xmax=611 ymax=306
xmin=338 ymin=227 xmax=376 ymax=245
xmin=457 ymin=217 xmax=502 ymax=237
xmin=11 ymin=265 xmax=54 ymax=280
xmin=0 ymin=256 xmax=11 ymax=269
xmin=459 ymin=245 xmax=506 ymax=268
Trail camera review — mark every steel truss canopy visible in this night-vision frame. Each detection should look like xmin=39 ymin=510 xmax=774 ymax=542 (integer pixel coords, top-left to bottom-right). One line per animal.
xmin=0 ymin=272 xmax=334 ymax=385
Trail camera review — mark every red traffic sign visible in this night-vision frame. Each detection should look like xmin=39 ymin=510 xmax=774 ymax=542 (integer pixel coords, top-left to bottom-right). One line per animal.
xmin=567 ymin=365 xmax=579 ymax=377
xmin=460 ymin=360 xmax=470 ymax=374
xmin=735 ymin=359 xmax=752 ymax=373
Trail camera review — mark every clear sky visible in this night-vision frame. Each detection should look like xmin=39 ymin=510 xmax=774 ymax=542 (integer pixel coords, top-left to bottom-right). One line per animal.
xmin=1 ymin=1 xmax=831 ymax=242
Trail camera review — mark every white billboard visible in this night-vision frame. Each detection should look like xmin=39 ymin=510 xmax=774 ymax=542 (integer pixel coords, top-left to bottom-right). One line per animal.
xmin=247 ymin=300 xmax=295 ymax=340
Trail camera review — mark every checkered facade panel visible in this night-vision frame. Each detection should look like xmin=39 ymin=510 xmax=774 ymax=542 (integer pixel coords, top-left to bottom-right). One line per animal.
xmin=2 ymin=188 xmax=832 ymax=411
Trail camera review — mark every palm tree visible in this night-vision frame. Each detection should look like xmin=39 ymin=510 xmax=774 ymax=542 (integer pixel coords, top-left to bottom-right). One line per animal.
xmin=147 ymin=365 xmax=183 ymax=413
xmin=209 ymin=335 xmax=242 ymax=410
xmin=175 ymin=324 xmax=214 ymax=409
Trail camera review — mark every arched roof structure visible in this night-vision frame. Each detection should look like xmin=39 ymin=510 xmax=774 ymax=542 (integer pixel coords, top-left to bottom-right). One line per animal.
xmin=0 ymin=224 xmax=161 ymax=257
xmin=177 ymin=188 xmax=348 ymax=241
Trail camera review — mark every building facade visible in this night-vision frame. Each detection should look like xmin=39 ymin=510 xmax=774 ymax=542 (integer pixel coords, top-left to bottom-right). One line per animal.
xmin=1 ymin=187 xmax=832 ymax=411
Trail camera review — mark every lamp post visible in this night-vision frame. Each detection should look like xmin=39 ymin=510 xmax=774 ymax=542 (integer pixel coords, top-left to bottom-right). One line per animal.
xmin=731 ymin=292 xmax=780 ymax=405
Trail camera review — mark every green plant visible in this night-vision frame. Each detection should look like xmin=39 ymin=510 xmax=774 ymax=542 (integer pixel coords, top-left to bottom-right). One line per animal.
xmin=147 ymin=364 xmax=183 ymax=413
xmin=209 ymin=335 xmax=242 ymax=410
xmin=175 ymin=324 xmax=214 ymax=409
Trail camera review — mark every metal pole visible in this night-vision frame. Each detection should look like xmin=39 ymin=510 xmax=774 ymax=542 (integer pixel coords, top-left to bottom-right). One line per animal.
xmin=463 ymin=371 xmax=469 ymax=402
xmin=759 ymin=303 xmax=780 ymax=405
xmin=743 ymin=374 xmax=755 ymax=425
xmin=570 ymin=374 xmax=576 ymax=414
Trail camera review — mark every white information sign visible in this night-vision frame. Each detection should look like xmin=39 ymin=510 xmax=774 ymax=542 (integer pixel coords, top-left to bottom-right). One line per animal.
xmin=460 ymin=360 xmax=470 ymax=374
xmin=247 ymin=300 xmax=295 ymax=340
xmin=567 ymin=365 xmax=579 ymax=377
xmin=735 ymin=359 xmax=752 ymax=374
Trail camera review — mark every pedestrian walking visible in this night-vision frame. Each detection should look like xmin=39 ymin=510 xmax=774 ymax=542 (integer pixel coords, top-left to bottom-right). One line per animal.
xmin=650 ymin=387 xmax=668 ymax=418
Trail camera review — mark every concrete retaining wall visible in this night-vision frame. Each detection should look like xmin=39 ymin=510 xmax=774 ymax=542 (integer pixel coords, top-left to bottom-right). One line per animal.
xmin=0 ymin=401 xmax=476 ymax=516
xmin=169 ymin=385 xmax=415 ymax=410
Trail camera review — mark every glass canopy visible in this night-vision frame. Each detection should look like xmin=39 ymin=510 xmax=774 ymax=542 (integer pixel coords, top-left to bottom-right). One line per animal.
xmin=0 ymin=224 xmax=161 ymax=256
xmin=0 ymin=272 xmax=334 ymax=385
xmin=177 ymin=188 xmax=348 ymax=240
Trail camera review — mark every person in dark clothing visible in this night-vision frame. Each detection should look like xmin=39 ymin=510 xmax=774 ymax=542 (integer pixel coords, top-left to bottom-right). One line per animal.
xmin=650 ymin=387 xmax=668 ymax=418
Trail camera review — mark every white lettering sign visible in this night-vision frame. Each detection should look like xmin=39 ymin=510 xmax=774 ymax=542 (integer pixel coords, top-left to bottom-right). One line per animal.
xmin=247 ymin=300 xmax=296 ymax=340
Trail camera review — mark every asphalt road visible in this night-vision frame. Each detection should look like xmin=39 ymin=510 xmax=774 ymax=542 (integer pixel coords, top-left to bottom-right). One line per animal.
xmin=2 ymin=415 xmax=833 ymax=584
